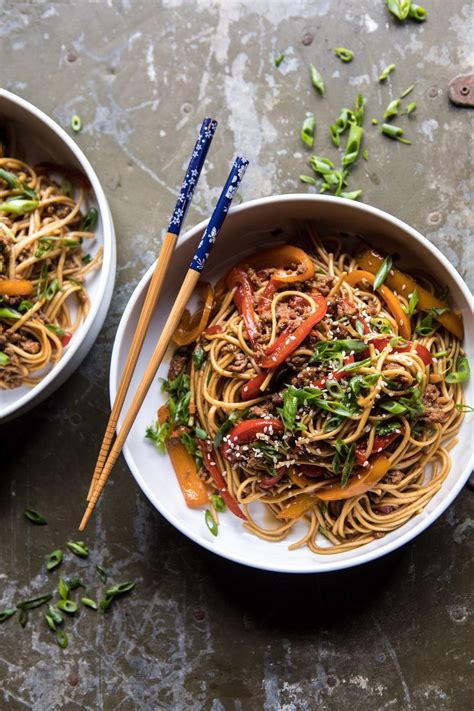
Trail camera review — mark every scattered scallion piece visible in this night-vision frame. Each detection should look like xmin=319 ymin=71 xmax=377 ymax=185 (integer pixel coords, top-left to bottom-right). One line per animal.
xmin=0 ymin=306 xmax=21 ymax=320
xmin=400 ymin=84 xmax=415 ymax=98
xmin=355 ymin=93 xmax=365 ymax=126
xmin=66 ymin=541 xmax=89 ymax=558
xmin=24 ymin=509 xmax=47 ymax=525
xmin=192 ymin=347 xmax=206 ymax=370
xmin=58 ymin=578 xmax=69 ymax=601
xmin=204 ymin=510 xmax=218 ymax=536
xmin=0 ymin=352 xmax=9 ymax=365
xmin=274 ymin=53 xmax=285 ymax=68
xmin=455 ymin=403 xmax=474 ymax=413
xmin=66 ymin=577 xmax=85 ymax=591
xmin=19 ymin=609 xmax=28 ymax=627
xmin=386 ymin=0 xmax=411 ymax=21
xmin=373 ymin=255 xmax=393 ymax=289
xmin=56 ymin=629 xmax=68 ymax=649
xmin=57 ymin=599 xmax=78 ymax=614
xmin=371 ymin=118 xmax=379 ymax=125
xmin=362 ymin=148 xmax=369 ymax=161
xmin=342 ymin=123 xmax=363 ymax=167
xmin=384 ymin=98 xmax=401 ymax=120
xmin=300 ymin=115 xmax=316 ymax=148
xmin=379 ymin=63 xmax=396 ymax=82
xmin=446 ymin=356 xmax=470 ymax=384
xmin=16 ymin=593 xmax=53 ymax=610
xmin=408 ymin=289 xmax=419 ymax=315
xmin=0 ymin=198 xmax=39 ymax=215
xmin=0 ymin=609 xmax=16 ymax=623
xmin=409 ymin=3 xmax=427 ymax=21
xmin=340 ymin=190 xmax=362 ymax=200
xmin=381 ymin=123 xmax=411 ymax=144
xmin=46 ymin=549 xmax=63 ymax=571
xmin=71 ymin=115 xmax=82 ymax=132
xmin=81 ymin=597 xmax=98 ymax=610
xmin=96 ymin=564 xmax=108 ymax=584
xmin=48 ymin=605 xmax=63 ymax=625
xmin=100 ymin=582 xmax=136 ymax=611
xmin=334 ymin=47 xmax=353 ymax=63
xmin=45 ymin=613 xmax=56 ymax=631
xmin=211 ymin=494 xmax=226 ymax=513
xmin=404 ymin=101 xmax=417 ymax=115
xmin=310 ymin=64 xmax=325 ymax=95
xmin=299 ymin=175 xmax=317 ymax=185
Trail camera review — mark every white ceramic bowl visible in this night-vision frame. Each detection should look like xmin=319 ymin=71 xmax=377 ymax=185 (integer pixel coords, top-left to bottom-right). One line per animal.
xmin=110 ymin=195 xmax=474 ymax=573
xmin=0 ymin=89 xmax=116 ymax=421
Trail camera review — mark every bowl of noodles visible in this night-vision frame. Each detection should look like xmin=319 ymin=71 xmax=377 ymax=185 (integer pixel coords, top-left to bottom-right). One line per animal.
xmin=0 ymin=89 xmax=116 ymax=421
xmin=110 ymin=194 xmax=473 ymax=573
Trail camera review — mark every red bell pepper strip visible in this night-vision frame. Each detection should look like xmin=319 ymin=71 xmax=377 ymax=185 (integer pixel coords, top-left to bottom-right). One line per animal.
xmin=259 ymin=470 xmax=286 ymax=489
xmin=312 ymin=355 xmax=354 ymax=389
xmin=256 ymin=278 xmax=281 ymax=314
xmin=355 ymin=428 xmax=405 ymax=466
xmin=259 ymin=295 xmax=328 ymax=369
xmin=241 ymin=371 xmax=268 ymax=401
xmin=60 ymin=331 xmax=72 ymax=347
xmin=221 ymin=417 xmax=284 ymax=461
xmin=198 ymin=441 xmax=247 ymax=520
xmin=204 ymin=324 xmax=223 ymax=336
xmin=227 ymin=267 xmax=258 ymax=343
xmin=371 ymin=337 xmax=432 ymax=366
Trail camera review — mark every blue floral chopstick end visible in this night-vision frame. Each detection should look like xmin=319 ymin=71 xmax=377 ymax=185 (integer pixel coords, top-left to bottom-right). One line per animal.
xmin=190 ymin=156 xmax=249 ymax=273
xmin=168 ymin=117 xmax=218 ymax=235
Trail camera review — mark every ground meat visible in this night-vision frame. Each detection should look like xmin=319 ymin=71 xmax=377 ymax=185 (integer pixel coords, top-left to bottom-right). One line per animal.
xmin=45 ymin=204 xmax=72 ymax=219
xmin=249 ymin=391 xmax=283 ymax=417
xmin=168 ymin=350 xmax=188 ymax=380
xmin=286 ymin=352 xmax=311 ymax=369
xmin=332 ymin=296 xmax=357 ymax=319
xmin=0 ymin=230 xmax=13 ymax=258
xmin=306 ymin=273 xmax=335 ymax=296
xmin=383 ymin=470 xmax=405 ymax=485
xmin=227 ymin=352 xmax=249 ymax=372
xmin=289 ymin=365 xmax=320 ymax=387
xmin=18 ymin=337 xmax=40 ymax=354
xmin=275 ymin=301 xmax=305 ymax=330
xmin=421 ymin=383 xmax=450 ymax=424
xmin=364 ymin=297 xmax=380 ymax=316
xmin=0 ymin=352 xmax=23 ymax=389
xmin=246 ymin=267 xmax=275 ymax=289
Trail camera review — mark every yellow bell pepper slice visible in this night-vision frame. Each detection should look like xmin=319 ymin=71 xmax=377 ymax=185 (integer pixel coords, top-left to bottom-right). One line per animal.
xmin=315 ymin=454 xmax=391 ymax=501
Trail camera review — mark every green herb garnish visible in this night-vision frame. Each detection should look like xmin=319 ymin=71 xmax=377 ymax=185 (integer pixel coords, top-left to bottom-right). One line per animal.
xmin=299 ymin=174 xmax=317 ymax=185
xmin=66 ymin=541 xmax=89 ymax=558
xmin=0 ymin=198 xmax=39 ymax=215
xmin=46 ymin=549 xmax=63 ymax=571
xmin=373 ymin=255 xmax=393 ymax=289
xmin=82 ymin=207 xmax=98 ymax=231
xmin=379 ymin=63 xmax=396 ymax=82
xmin=211 ymin=494 xmax=226 ymax=512
xmin=71 ymin=114 xmax=82 ymax=132
xmin=0 ymin=351 xmax=9 ymax=365
xmin=57 ymin=599 xmax=77 ymax=614
xmin=408 ymin=289 xmax=419 ymax=315
xmin=446 ymin=356 xmax=470 ymax=384
xmin=400 ymin=84 xmax=415 ymax=98
xmin=275 ymin=54 xmax=285 ymax=68
xmin=24 ymin=509 xmax=47 ymax=525
xmin=56 ymin=629 xmax=68 ymax=648
xmin=16 ymin=593 xmax=53 ymax=610
xmin=301 ymin=115 xmax=316 ymax=148
xmin=192 ymin=347 xmax=206 ymax=370
xmin=334 ymin=47 xmax=353 ymax=63
xmin=332 ymin=440 xmax=356 ymax=487
xmin=214 ymin=408 xmax=248 ymax=447
xmin=310 ymin=64 xmax=325 ymax=95
xmin=0 ymin=609 xmax=16 ymax=623
xmin=100 ymin=582 xmax=136 ymax=611
xmin=384 ymin=98 xmax=401 ymax=120
xmin=386 ymin=0 xmax=410 ymax=21
xmin=381 ymin=123 xmax=411 ymax=144
xmin=81 ymin=597 xmax=98 ymax=610
xmin=205 ymin=510 xmax=218 ymax=536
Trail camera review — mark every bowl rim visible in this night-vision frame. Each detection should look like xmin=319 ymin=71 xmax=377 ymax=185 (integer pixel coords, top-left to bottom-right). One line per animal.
xmin=110 ymin=193 xmax=474 ymax=573
xmin=0 ymin=88 xmax=116 ymax=420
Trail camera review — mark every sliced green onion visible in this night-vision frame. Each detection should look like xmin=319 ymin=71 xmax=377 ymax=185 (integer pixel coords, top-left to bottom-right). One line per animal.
xmin=100 ymin=581 xmax=136 ymax=611
xmin=355 ymin=93 xmax=365 ymax=126
xmin=57 ymin=599 xmax=77 ymax=614
xmin=386 ymin=0 xmax=410 ymax=21
xmin=65 ymin=577 xmax=85 ymax=591
xmin=19 ymin=609 xmax=28 ymax=627
xmin=384 ymin=98 xmax=401 ymax=120
xmin=45 ymin=613 xmax=56 ymax=631
xmin=18 ymin=300 xmax=34 ymax=313
xmin=380 ymin=400 xmax=407 ymax=414
xmin=434 ymin=350 xmax=448 ymax=358
xmin=274 ymin=54 xmax=285 ymax=68
xmin=329 ymin=124 xmax=340 ymax=147
xmin=379 ymin=63 xmax=396 ymax=82
xmin=446 ymin=356 xmax=470 ymax=384
xmin=373 ymin=255 xmax=393 ymax=289
xmin=310 ymin=64 xmax=325 ymax=95
xmin=362 ymin=148 xmax=369 ymax=161
xmin=401 ymin=84 xmax=415 ymax=99
xmin=56 ymin=629 xmax=68 ymax=649
xmin=24 ymin=509 xmax=47 ymax=525
xmin=342 ymin=123 xmax=363 ymax=167
xmin=309 ymin=155 xmax=335 ymax=175
xmin=334 ymin=47 xmax=353 ymax=63
xmin=409 ymin=4 xmax=427 ymax=21
xmin=355 ymin=319 xmax=365 ymax=336
xmin=16 ymin=593 xmax=53 ymax=610
xmin=0 ymin=198 xmax=38 ymax=215
xmin=66 ymin=540 xmax=89 ymax=557
xmin=0 ymin=351 xmax=9 ymax=365
xmin=404 ymin=101 xmax=417 ymax=115
xmin=47 ymin=605 xmax=63 ymax=625
xmin=381 ymin=123 xmax=411 ymax=144
xmin=96 ymin=564 xmax=108 ymax=584
xmin=58 ymin=578 xmax=69 ymax=601
xmin=0 ymin=609 xmax=16 ymax=623
xmin=204 ymin=510 xmax=218 ymax=537
xmin=299 ymin=175 xmax=317 ymax=185
xmin=300 ymin=115 xmax=316 ymax=148
xmin=82 ymin=207 xmax=98 ymax=232
xmin=371 ymin=118 xmax=379 ymax=125
xmin=46 ymin=549 xmax=63 ymax=571
xmin=455 ymin=403 xmax=474 ymax=413
xmin=81 ymin=597 xmax=98 ymax=610
xmin=71 ymin=114 xmax=82 ymax=132
xmin=45 ymin=278 xmax=60 ymax=301
xmin=211 ymin=494 xmax=226 ymax=513
xmin=408 ymin=289 xmax=419 ymax=315
xmin=340 ymin=190 xmax=362 ymax=201
xmin=0 ymin=168 xmax=19 ymax=188
xmin=195 ymin=426 xmax=207 ymax=439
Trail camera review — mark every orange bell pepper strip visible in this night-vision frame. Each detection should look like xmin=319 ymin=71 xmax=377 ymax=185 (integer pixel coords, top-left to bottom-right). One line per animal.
xmin=357 ymin=250 xmax=464 ymax=340
xmin=157 ymin=406 xmax=209 ymax=508
xmin=0 ymin=278 xmax=34 ymax=296
xmin=275 ymin=494 xmax=315 ymax=520
xmin=344 ymin=270 xmax=411 ymax=340
xmin=234 ymin=245 xmax=315 ymax=283
xmin=315 ymin=454 xmax=391 ymax=501
xmin=173 ymin=282 xmax=214 ymax=346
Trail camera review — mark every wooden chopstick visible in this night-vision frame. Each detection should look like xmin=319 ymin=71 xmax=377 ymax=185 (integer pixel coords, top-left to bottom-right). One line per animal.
xmin=85 ymin=118 xmax=217 ymax=502
xmin=79 ymin=156 xmax=249 ymax=530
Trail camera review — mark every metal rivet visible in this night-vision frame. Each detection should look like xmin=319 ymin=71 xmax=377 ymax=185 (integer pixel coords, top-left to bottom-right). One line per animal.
xmin=428 ymin=87 xmax=439 ymax=98
xmin=66 ymin=52 xmax=77 ymax=63
xmin=429 ymin=211 xmax=441 ymax=224
xmin=460 ymin=85 xmax=470 ymax=96
xmin=302 ymin=33 xmax=313 ymax=46
xmin=181 ymin=103 xmax=193 ymax=115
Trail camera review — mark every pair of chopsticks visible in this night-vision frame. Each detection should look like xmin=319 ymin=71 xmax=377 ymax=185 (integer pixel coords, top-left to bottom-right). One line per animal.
xmin=80 ymin=118 xmax=248 ymax=530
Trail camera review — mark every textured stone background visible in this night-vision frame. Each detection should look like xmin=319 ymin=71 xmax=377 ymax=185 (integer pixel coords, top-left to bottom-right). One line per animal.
xmin=0 ymin=1 xmax=473 ymax=709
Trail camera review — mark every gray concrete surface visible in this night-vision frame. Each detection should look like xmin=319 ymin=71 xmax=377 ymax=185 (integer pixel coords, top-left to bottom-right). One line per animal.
xmin=0 ymin=1 xmax=473 ymax=709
